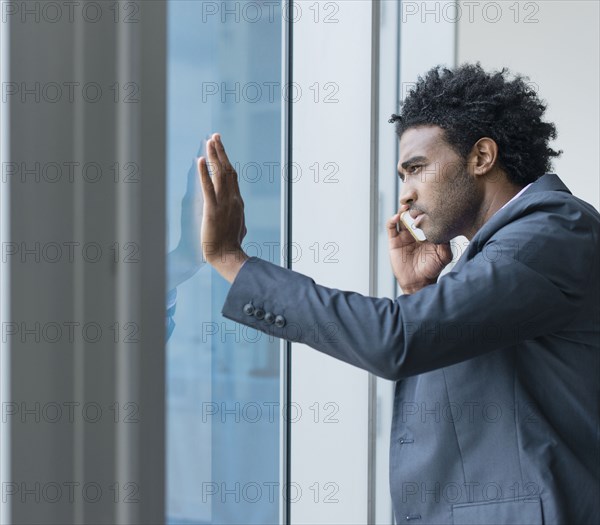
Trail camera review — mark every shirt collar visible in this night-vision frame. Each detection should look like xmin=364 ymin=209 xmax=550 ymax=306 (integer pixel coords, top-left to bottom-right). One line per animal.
xmin=499 ymin=183 xmax=533 ymax=211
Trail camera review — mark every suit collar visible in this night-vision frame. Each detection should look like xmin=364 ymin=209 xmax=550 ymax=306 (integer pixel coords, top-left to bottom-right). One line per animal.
xmin=476 ymin=174 xmax=571 ymax=236
xmin=522 ymin=173 xmax=571 ymax=195
xmin=482 ymin=173 xmax=572 ymax=231
xmin=451 ymin=174 xmax=571 ymax=271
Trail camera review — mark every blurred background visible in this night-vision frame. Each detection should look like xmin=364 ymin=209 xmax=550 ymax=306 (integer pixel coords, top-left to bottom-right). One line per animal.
xmin=1 ymin=1 xmax=598 ymax=524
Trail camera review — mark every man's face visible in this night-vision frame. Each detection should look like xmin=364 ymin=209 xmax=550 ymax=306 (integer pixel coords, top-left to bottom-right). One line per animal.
xmin=397 ymin=125 xmax=482 ymax=244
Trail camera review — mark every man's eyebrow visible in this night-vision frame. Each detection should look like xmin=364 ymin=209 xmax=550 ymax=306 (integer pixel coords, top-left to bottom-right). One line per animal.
xmin=400 ymin=156 xmax=428 ymax=171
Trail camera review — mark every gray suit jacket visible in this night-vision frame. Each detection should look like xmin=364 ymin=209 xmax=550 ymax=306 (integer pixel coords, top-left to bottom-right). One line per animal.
xmin=222 ymin=174 xmax=600 ymax=524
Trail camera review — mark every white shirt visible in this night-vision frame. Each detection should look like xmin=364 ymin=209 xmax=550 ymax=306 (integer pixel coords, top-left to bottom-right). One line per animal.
xmin=500 ymin=183 xmax=533 ymax=211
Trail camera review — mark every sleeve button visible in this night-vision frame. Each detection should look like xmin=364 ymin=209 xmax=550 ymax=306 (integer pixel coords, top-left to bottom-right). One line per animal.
xmin=243 ymin=303 xmax=255 ymax=316
xmin=254 ymin=308 xmax=265 ymax=320
xmin=274 ymin=315 xmax=286 ymax=328
xmin=264 ymin=312 xmax=275 ymax=324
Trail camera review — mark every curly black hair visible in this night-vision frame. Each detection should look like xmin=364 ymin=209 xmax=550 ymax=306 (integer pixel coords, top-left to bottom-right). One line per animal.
xmin=389 ymin=63 xmax=561 ymax=186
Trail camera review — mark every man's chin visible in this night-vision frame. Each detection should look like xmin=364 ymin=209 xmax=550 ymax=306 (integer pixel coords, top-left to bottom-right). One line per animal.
xmin=423 ymin=228 xmax=451 ymax=245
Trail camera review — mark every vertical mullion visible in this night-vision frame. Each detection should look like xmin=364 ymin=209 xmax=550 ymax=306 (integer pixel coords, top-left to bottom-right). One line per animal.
xmin=368 ymin=0 xmax=382 ymax=523
xmin=137 ymin=1 xmax=167 ymax=522
xmin=115 ymin=11 xmax=140 ymax=525
xmin=282 ymin=2 xmax=294 ymax=524
xmin=286 ymin=0 xmax=294 ymax=521
xmin=0 ymin=6 xmax=12 ymax=523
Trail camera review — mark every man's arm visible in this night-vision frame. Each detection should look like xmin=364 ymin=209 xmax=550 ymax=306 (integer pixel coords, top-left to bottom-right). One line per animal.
xmin=220 ymin=197 xmax=598 ymax=380
xmin=197 ymin=134 xmax=597 ymax=380
xmin=221 ymin=210 xmax=592 ymax=381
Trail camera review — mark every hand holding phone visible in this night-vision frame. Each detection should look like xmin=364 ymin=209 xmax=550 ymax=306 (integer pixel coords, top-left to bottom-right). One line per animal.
xmin=400 ymin=211 xmax=427 ymax=242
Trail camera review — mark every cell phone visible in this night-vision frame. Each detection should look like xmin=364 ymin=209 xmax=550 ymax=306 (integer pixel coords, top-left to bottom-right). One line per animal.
xmin=400 ymin=211 xmax=427 ymax=242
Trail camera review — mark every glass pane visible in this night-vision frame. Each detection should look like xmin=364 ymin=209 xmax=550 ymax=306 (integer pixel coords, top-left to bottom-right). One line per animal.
xmin=165 ymin=2 xmax=283 ymax=523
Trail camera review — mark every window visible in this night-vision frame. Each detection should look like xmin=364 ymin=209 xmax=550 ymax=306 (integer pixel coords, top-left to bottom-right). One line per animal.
xmin=166 ymin=2 xmax=283 ymax=523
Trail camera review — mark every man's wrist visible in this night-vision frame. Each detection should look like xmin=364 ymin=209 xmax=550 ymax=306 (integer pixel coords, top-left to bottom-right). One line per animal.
xmin=210 ymin=249 xmax=250 ymax=283
xmin=399 ymin=278 xmax=436 ymax=295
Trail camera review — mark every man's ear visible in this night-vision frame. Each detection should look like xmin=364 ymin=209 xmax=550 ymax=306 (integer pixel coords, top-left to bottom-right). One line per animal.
xmin=467 ymin=137 xmax=498 ymax=177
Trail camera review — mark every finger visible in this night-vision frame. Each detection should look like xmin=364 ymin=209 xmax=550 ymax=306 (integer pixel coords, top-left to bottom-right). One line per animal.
xmin=187 ymin=138 xmax=209 ymax=196
xmin=214 ymin=134 xmax=241 ymax=194
xmin=386 ymin=214 xmax=400 ymax=239
xmin=197 ymin=157 xmax=217 ymax=206
xmin=214 ymin=133 xmax=240 ymax=194
xmin=214 ymin=134 xmax=235 ymax=172
xmin=392 ymin=211 xmax=416 ymax=241
xmin=205 ymin=139 xmax=224 ymax=193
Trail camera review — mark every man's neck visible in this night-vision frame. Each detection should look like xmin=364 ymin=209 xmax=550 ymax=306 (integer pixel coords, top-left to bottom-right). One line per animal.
xmin=465 ymin=175 xmax=526 ymax=240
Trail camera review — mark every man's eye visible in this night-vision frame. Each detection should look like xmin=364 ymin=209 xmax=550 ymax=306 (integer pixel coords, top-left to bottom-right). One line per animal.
xmin=399 ymin=165 xmax=422 ymax=181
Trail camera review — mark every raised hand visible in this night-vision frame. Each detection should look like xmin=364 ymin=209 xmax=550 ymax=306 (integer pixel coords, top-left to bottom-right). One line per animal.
xmin=197 ymin=133 xmax=249 ymax=283
xmin=387 ymin=204 xmax=453 ymax=294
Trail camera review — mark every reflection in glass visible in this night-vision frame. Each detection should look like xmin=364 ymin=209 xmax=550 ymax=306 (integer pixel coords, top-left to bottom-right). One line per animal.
xmin=166 ymin=2 xmax=282 ymax=523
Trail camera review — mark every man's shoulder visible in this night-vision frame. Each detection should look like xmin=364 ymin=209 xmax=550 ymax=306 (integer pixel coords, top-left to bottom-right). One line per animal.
xmin=477 ymin=174 xmax=599 ymax=246
xmin=459 ymin=175 xmax=599 ymax=290
xmin=519 ymin=173 xmax=598 ymax=217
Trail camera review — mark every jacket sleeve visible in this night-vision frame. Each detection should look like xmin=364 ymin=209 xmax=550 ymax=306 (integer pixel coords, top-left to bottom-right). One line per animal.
xmin=221 ymin=205 xmax=598 ymax=381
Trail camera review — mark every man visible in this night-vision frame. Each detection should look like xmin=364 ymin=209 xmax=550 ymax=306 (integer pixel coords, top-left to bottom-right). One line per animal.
xmin=197 ymin=64 xmax=599 ymax=523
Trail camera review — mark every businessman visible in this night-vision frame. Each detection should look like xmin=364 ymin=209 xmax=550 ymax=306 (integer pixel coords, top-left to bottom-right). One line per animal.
xmin=197 ymin=64 xmax=600 ymax=523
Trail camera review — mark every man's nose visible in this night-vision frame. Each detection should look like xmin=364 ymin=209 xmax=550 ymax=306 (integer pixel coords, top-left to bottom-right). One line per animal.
xmin=399 ymin=183 xmax=417 ymax=207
